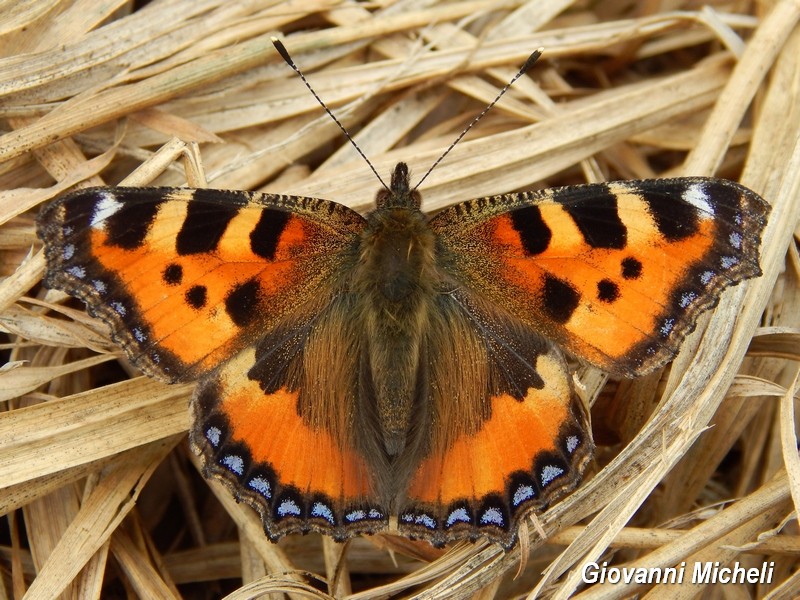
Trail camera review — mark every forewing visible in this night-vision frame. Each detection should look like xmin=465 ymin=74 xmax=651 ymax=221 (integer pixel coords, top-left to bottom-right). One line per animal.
xmin=429 ymin=178 xmax=768 ymax=377
xmin=37 ymin=187 xmax=365 ymax=381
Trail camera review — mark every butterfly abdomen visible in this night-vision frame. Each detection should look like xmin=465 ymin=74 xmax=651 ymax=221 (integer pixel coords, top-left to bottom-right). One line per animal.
xmin=353 ymin=201 xmax=440 ymax=461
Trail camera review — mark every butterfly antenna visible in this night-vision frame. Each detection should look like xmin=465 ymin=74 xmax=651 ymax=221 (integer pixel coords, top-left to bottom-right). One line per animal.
xmin=271 ymin=37 xmax=390 ymax=191
xmin=412 ymin=48 xmax=544 ymax=192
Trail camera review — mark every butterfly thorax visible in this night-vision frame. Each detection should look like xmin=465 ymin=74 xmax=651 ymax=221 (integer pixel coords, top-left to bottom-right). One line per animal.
xmin=352 ymin=163 xmax=439 ymax=461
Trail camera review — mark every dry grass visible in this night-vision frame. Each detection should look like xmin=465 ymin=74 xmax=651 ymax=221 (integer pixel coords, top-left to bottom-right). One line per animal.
xmin=1 ymin=1 xmax=799 ymax=598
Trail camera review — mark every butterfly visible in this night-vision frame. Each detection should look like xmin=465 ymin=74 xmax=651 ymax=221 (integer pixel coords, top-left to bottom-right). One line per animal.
xmin=36 ymin=160 xmax=768 ymax=548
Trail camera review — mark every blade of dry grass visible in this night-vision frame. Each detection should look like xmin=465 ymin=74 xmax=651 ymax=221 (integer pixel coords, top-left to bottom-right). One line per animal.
xmin=780 ymin=370 xmax=800 ymax=524
xmin=748 ymin=329 xmax=800 ymax=361
xmin=2 ymin=300 xmax=113 ymax=352
xmin=0 ymin=0 xmax=61 ymax=38
xmin=20 ymin=437 xmax=180 ymax=599
xmin=0 ymin=354 xmax=117 ymax=402
xmin=683 ymin=0 xmax=800 ymax=175
xmin=0 ymin=250 xmax=43 ymax=315
xmin=549 ymin=525 xmax=800 ymax=556
xmin=223 ymin=577 xmax=333 ymax=600
xmin=2 ymin=460 xmax=110 ymax=517
xmin=110 ymin=526 xmax=182 ymax=599
xmin=0 ymin=378 xmax=189 ymax=488
xmin=763 ymin=571 xmax=800 ymax=600
xmin=0 ymin=146 xmax=114 ymax=226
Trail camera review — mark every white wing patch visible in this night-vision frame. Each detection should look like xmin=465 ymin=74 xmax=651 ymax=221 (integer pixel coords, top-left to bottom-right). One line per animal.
xmin=682 ymin=183 xmax=714 ymax=217
xmin=90 ymin=192 xmax=124 ymax=229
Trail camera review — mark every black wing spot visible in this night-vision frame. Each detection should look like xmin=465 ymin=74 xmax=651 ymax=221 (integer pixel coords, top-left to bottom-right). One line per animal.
xmin=645 ymin=183 xmax=700 ymax=241
xmin=510 ymin=206 xmax=551 ymax=255
xmin=554 ymin=185 xmax=626 ymax=249
xmin=105 ymin=201 xmax=162 ymax=249
xmin=621 ymin=257 xmax=642 ymax=279
xmin=251 ymin=211 xmax=291 ymax=260
xmin=225 ymin=278 xmax=261 ymax=327
xmin=542 ymin=275 xmax=580 ymax=323
xmin=176 ymin=194 xmax=240 ymax=255
xmin=163 ymin=263 xmax=183 ymax=285
xmin=185 ymin=285 xmax=208 ymax=309
xmin=597 ymin=279 xmax=619 ymax=303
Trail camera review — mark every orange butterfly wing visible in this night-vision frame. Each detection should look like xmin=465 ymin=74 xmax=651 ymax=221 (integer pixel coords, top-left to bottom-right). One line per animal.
xmin=192 ymin=296 xmax=389 ymax=539
xmin=429 ymin=178 xmax=769 ymax=378
xmin=397 ymin=289 xmax=591 ymax=546
xmin=37 ymin=188 xmax=365 ymax=381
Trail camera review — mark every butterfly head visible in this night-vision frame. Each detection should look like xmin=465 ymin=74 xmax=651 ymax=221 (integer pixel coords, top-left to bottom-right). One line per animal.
xmin=376 ymin=163 xmax=421 ymax=210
